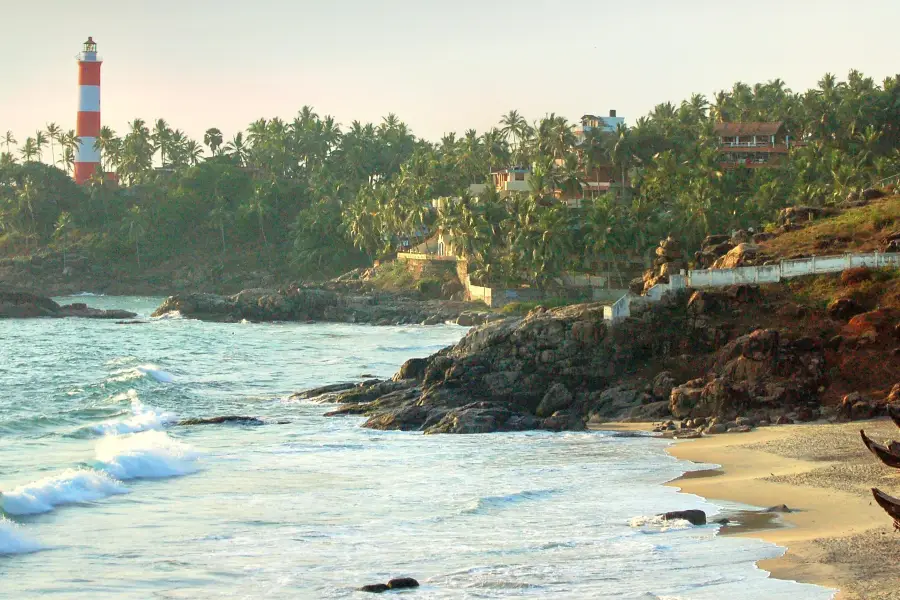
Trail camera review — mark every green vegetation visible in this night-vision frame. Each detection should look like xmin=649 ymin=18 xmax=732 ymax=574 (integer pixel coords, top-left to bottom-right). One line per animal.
xmin=500 ymin=298 xmax=574 ymax=315
xmin=787 ymin=267 xmax=900 ymax=310
xmin=3 ymin=70 xmax=900 ymax=285
xmin=762 ymin=197 xmax=900 ymax=257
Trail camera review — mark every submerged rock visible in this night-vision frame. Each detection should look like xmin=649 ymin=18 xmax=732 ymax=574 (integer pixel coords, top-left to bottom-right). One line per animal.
xmin=175 ymin=416 xmax=274 ymax=426
xmin=359 ymin=578 xmax=420 ymax=593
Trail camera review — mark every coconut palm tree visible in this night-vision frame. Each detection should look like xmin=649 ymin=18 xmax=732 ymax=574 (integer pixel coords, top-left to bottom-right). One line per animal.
xmin=45 ymin=123 xmax=62 ymax=166
xmin=94 ymin=126 xmax=118 ymax=171
xmin=225 ymin=132 xmax=248 ymax=166
xmin=53 ymin=211 xmax=73 ymax=271
xmin=500 ymin=110 xmax=528 ymax=162
xmin=19 ymin=137 xmax=38 ymax=162
xmin=185 ymin=140 xmax=204 ymax=165
xmin=34 ymin=131 xmax=48 ymax=163
xmin=2 ymin=130 xmax=15 ymax=155
xmin=122 ymin=205 xmax=148 ymax=268
xmin=152 ymin=118 xmax=172 ymax=166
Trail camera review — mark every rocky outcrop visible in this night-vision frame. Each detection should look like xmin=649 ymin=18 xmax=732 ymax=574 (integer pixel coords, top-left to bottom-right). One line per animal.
xmin=669 ymin=328 xmax=825 ymax=421
xmin=710 ymin=243 xmax=759 ymax=269
xmin=638 ymin=237 xmax=684 ymax=294
xmin=0 ymin=290 xmax=136 ymax=320
xmin=151 ymin=286 xmax=480 ymax=325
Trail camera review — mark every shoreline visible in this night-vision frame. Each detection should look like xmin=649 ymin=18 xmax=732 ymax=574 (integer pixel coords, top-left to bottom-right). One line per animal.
xmin=660 ymin=420 xmax=900 ymax=600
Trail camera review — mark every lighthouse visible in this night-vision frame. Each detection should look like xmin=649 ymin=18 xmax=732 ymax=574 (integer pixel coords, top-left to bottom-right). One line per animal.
xmin=74 ymin=37 xmax=102 ymax=184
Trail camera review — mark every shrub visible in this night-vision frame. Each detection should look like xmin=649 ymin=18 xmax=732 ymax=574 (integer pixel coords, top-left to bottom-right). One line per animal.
xmin=841 ymin=267 xmax=872 ymax=286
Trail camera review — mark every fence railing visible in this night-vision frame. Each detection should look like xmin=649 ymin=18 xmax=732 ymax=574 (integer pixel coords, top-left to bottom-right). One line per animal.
xmin=603 ymin=252 xmax=900 ymax=323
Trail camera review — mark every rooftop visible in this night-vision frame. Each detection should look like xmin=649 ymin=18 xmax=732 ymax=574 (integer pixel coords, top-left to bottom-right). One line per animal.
xmin=714 ymin=121 xmax=784 ymax=137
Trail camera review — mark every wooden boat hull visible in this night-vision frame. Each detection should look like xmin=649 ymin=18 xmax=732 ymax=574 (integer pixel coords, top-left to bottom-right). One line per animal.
xmin=860 ymin=430 xmax=900 ymax=469
xmin=872 ymin=488 xmax=900 ymax=531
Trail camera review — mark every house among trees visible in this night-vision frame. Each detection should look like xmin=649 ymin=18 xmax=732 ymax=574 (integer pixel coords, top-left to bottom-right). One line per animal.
xmin=714 ymin=121 xmax=791 ymax=168
xmin=491 ymin=166 xmax=532 ymax=197
xmin=574 ymin=111 xmax=625 ymax=144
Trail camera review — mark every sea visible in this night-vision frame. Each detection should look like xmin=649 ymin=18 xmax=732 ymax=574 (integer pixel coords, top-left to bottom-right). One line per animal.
xmin=0 ymin=296 xmax=835 ymax=599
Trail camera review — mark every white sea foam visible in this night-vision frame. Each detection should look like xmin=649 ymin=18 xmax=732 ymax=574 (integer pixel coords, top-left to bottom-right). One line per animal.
xmin=109 ymin=364 xmax=175 ymax=384
xmin=0 ymin=517 xmax=43 ymax=555
xmin=95 ymin=430 xmax=200 ymax=480
xmin=629 ymin=515 xmax=694 ymax=531
xmin=90 ymin=392 xmax=177 ymax=435
xmin=0 ymin=469 xmax=128 ymax=516
xmin=151 ymin=310 xmax=183 ymax=320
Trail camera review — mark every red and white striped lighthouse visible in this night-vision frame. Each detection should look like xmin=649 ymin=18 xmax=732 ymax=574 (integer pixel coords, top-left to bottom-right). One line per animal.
xmin=74 ymin=37 xmax=102 ymax=184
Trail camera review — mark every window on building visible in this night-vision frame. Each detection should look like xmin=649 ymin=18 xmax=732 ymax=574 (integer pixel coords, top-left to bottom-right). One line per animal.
xmin=514 ymin=172 xmax=525 ymax=181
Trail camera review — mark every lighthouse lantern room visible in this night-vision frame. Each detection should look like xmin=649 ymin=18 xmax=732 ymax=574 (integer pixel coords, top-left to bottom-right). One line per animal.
xmin=74 ymin=37 xmax=102 ymax=184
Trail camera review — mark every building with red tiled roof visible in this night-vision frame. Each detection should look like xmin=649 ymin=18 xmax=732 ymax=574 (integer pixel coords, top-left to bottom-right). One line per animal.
xmin=714 ymin=121 xmax=792 ymax=168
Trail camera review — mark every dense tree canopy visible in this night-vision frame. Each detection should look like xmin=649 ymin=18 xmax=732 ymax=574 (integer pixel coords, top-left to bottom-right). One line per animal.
xmin=2 ymin=71 xmax=900 ymax=285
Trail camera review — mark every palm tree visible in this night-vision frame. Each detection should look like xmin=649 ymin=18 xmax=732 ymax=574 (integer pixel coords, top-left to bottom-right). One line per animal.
xmin=204 ymin=128 xmax=224 ymax=155
xmin=152 ymin=118 xmax=172 ymax=166
xmin=19 ymin=137 xmax=38 ymax=162
xmin=54 ymin=212 xmax=73 ymax=271
xmin=122 ymin=205 xmax=148 ymax=269
xmin=4 ymin=131 xmax=17 ymax=156
xmin=185 ymin=140 xmax=204 ymax=165
xmin=34 ymin=131 xmax=48 ymax=163
xmin=45 ymin=123 xmax=62 ymax=166
xmin=225 ymin=132 xmax=248 ymax=165
xmin=94 ymin=126 xmax=118 ymax=171
xmin=500 ymin=110 xmax=528 ymax=162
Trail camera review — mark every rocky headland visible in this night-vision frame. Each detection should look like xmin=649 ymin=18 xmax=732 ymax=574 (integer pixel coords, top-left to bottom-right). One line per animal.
xmin=294 ymin=276 xmax=900 ymax=434
xmin=151 ymin=286 xmax=500 ymax=326
xmin=0 ymin=290 xmax=136 ymax=320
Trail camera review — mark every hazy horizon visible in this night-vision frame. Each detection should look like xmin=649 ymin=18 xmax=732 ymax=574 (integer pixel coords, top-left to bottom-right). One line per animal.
xmin=3 ymin=0 xmax=900 ymax=144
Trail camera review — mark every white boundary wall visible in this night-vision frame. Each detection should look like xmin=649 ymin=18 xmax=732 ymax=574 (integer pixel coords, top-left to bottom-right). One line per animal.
xmin=603 ymin=252 xmax=900 ymax=322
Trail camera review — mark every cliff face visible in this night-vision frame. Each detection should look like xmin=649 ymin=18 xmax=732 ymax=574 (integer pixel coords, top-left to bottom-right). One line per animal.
xmin=298 ymin=277 xmax=900 ymax=434
xmin=292 ymin=274 xmax=900 ymax=433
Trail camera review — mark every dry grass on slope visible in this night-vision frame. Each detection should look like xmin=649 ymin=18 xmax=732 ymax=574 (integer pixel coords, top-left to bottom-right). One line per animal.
xmin=760 ymin=195 xmax=900 ymax=259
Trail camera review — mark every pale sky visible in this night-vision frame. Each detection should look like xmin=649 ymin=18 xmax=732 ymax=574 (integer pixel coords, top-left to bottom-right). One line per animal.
xmin=2 ymin=0 xmax=899 ymax=145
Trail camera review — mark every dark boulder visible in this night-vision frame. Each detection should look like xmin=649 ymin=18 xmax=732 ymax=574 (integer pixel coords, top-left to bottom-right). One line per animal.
xmin=393 ymin=358 xmax=429 ymax=382
xmin=359 ymin=584 xmax=390 ymax=593
xmin=827 ymin=297 xmax=865 ymax=322
xmin=388 ymin=578 xmax=420 ymax=590
xmin=176 ymin=416 xmax=270 ymax=426
xmin=660 ymin=509 xmax=707 ymax=526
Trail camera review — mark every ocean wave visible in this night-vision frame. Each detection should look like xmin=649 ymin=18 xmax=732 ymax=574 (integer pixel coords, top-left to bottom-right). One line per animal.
xmin=150 ymin=311 xmax=183 ymax=320
xmin=0 ymin=518 xmax=44 ymax=555
xmin=94 ymin=430 xmax=200 ymax=480
xmin=88 ymin=392 xmax=177 ymax=436
xmin=1 ymin=469 xmax=128 ymax=516
xmin=108 ymin=364 xmax=175 ymax=384
xmin=628 ymin=515 xmax=694 ymax=532
xmin=461 ymin=489 xmax=559 ymax=515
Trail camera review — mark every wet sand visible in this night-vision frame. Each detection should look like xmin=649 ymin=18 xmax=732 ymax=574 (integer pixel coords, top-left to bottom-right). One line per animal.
xmin=666 ymin=420 xmax=900 ymax=600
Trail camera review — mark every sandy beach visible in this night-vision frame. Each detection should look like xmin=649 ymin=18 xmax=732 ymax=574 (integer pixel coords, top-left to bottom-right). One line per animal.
xmin=665 ymin=420 xmax=900 ymax=600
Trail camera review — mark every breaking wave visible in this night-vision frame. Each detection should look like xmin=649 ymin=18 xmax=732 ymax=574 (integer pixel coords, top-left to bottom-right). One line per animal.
xmin=88 ymin=391 xmax=177 ymax=436
xmin=629 ymin=515 xmax=694 ymax=532
xmin=94 ymin=430 xmax=200 ymax=480
xmin=108 ymin=364 xmax=175 ymax=384
xmin=0 ymin=518 xmax=44 ymax=555
xmin=1 ymin=469 xmax=128 ymax=516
